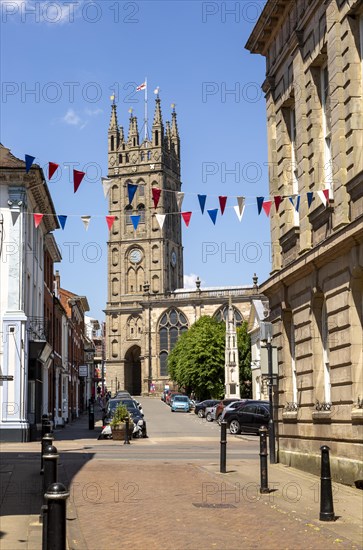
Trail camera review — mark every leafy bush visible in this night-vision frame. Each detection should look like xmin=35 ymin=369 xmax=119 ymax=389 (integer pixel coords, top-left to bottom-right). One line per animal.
xmin=110 ymin=403 xmax=132 ymax=427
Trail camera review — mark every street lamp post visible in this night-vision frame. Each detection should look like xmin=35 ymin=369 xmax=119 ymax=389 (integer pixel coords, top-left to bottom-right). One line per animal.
xmin=260 ymin=318 xmax=276 ymax=464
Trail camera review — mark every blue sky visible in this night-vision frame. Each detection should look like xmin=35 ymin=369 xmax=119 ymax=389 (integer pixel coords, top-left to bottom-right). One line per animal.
xmin=1 ymin=0 xmax=270 ymax=321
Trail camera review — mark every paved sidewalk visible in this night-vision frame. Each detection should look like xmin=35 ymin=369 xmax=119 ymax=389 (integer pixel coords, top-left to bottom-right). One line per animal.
xmin=1 ymin=410 xmax=362 ymax=549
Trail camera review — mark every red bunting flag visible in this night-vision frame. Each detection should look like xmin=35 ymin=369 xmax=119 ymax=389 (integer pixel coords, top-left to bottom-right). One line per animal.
xmin=181 ymin=212 xmax=192 ymax=227
xmin=106 ymin=216 xmax=116 ymax=230
xmin=274 ymin=196 xmax=283 ymax=212
xmin=152 ymin=188 xmax=161 ymax=209
xmin=219 ymin=196 xmax=227 ymax=215
xmin=48 ymin=162 xmax=59 ymax=180
xmin=323 ymin=189 xmax=330 ymax=202
xmin=73 ymin=170 xmax=85 ymax=193
xmin=262 ymin=201 xmax=272 ymax=217
xmin=34 ymin=213 xmax=43 ymax=228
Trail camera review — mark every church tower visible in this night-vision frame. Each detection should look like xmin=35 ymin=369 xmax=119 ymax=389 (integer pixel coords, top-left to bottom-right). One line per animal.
xmin=105 ymin=96 xmax=183 ymax=394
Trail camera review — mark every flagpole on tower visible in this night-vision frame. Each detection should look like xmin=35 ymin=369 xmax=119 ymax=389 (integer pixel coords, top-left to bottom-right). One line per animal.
xmin=144 ymin=77 xmax=148 ymax=141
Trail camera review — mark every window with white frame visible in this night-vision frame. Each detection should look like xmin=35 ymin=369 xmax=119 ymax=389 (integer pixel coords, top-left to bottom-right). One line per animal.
xmin=289 ymin=107 xmax=299 ymax=226
xmin=321 ymin=64 xmax=333 ymax=195
xmin=321 ymin=301 xmax=331 ymax=404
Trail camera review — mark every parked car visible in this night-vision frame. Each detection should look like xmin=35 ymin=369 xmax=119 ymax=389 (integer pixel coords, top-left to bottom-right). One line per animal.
xmin=171 ymin=395 xmax=190 ymax=413
xmin=194 ymin=399 xmax=220 ymax=418
xmin=169 ymin=393 xmax=185 ymax=407
xmin=224 ymin=401 xmax=270 ymax=435
xmin=161 ymin=389 xmax=171 ymax=402
xmin=215 ymin=399 xmax=244 ymax=425
xmin=220 ymin=399 xmax=248 ymax=420
xmin=205 ymin=404 xmax=218 ymax=422
xmin=114 ymin=390 xmax=132 ymax=399
xmin=166 ymin=391 xmax=183 ymax=406
xmin=102 ymin=397 xmax=147 ymax=438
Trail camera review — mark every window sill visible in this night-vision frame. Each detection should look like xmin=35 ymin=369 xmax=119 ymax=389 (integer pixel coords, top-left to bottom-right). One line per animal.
xmin=351 ymin=408 xmax=363 ymax=424
xmin=282 ymin=411 xmax=298 ymax=422
xmin=312 ymin=410 xmax=332 ymax=423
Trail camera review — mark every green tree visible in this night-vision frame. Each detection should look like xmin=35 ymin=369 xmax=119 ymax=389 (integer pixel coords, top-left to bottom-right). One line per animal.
xmin=168 ymin=316 xmax=252 ymax=401
xmin=237 ymin=322 xmax=252 ymax=398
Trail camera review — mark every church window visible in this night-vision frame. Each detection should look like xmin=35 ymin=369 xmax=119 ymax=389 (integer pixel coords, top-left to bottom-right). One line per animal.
xmin=111 ymin=136 xmax=114 ymax=151
xmin=214 ymin=305 xmax=243 ymax=326
xmin=141 ymin=152 xmax=144 ymax=161
xmin=158 ymin=309 xmax=188 ymax=376
xmin=133 ymin=138 xmax=136 ymax=147
xmin=155 ymin=130 xmax=159 ymax=146
xmin=125 ymin=205 xmax=133 ymax=225
xmin=127 ymin=315 xmax=142 ymax=340
xmin=126 ymin=153 xmax=129 ymax=163
xmin=138 ymin=204 xmax=145 ymax=223
xmin=147 ymin=151 xmax=151 ymax=160
xmin=139 ymin=185 xmax=144 ymax=197
xmin=119 ymin=154 xmax=123 ymax=164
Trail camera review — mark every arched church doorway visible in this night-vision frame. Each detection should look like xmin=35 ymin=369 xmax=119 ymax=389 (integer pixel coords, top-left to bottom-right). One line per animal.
xmin=124 ymin=345 xmax=142 ymax=395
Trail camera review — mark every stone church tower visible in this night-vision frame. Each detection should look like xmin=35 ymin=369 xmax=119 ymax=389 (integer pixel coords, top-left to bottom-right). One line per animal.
xmin=105 ymin=97 xmax=183 ymax=394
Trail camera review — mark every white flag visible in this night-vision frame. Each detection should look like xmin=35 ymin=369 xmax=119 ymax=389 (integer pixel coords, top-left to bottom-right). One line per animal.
xmin=81 ymin=216 xmax=91 ymax=231
xmin=136 ymin=82 xmax=146 ymax=91
xmin=234 ymin=204 xmax=245 ymax=222
xmin=155 ymin=214 xmax=166 ymax=230
xmin=317 ymin=189 xmax=329 ymax=206
xmin=236 ymin=196 xmax=245 ymax=216
xmin=101 ymin=177 xmax=113 ymax=198
xmin=176 ymin=192 xmax=184 ymax=211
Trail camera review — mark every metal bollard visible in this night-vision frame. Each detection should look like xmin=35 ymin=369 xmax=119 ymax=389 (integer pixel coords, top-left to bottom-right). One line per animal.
xmin=43 ymin=445 xmax=59 ymax=502
xmin=45 ymin=482 xmax=70 ymax=550
xmin=259 ymin=426 xmax=269 ymax=494
xmin=40 ymin=433 xmax=54 ymax=475
xmin=124 ymin=417 xmax=130 ymax=445
xmin=42 ymin=415 xmax=52 ymax=437
xmin=319 ymin=445 xmax=335 ymax=521
xmin=220 ymin=420 xmax=227 ymax=473
xmin=88 ymin=399 xmax=95 ymax=430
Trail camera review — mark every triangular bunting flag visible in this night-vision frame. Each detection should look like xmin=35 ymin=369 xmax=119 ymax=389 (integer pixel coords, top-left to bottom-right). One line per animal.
xmin=101 ymin=177 xmax=113 ymax=198
xmin=48 ymin=162 xmax=59 ymax=180
xmin=307 ymin=192 xmax=314 ymax=208
xmin=207 ymin=209 xmax=218 ymax=225
xmin=274 ymin=196 xmax=283 ymax=212
xmin=176 ymin=192 xmax=184 ymax=211
xmin=81 ymin=215 xmax=91 ymax=231
xmin=317 ymin=190 xmax=328 ymax=207
xmin=198 ymin=194 xmax=207 ymax=214
xmin=74 ymin=170 xmax=86 ymax=193
xmin=127 ymin=183 xmax=138 ymax=204
xmin=236 ymin=196 xmax=245 ymax=215
xmin=262 ymin=201 xmax=272 ymax=217
xmin=131 ymin=215 xmax=140 ymax=230
xmin=155 ymin=214 xmax=166 ymax=230
xmin=152 ymin=188 xmax=161 ymax=209
xmin=34 ymin=213 xmax=43 ymax=228
xmin=257 ymin=197 xmax=264 ymax=215
xmin=181 ymin=212 xmax=192 ymax=227
xmin=11 ymin=211 xmax=20 ymax=225
xmin=106 ymin=216 xmax=116 ymax=230
xmin=219 ymin=196 xmax=227 ymax=215
xmin=25 ymin=155 xmax=35 ymax=173
xmin=58 ymin=215 xmax=67 ymax=230
xmin=289 ymin=195 xmax=301 ymax=212
xmin=234 ymin=204 xmax=245 ymax=222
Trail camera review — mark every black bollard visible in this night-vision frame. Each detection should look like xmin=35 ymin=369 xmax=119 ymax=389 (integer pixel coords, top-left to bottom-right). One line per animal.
xmin=220 ymin=420 xmax=227 ymax=473
xmin=124 ymin=417 xmax=130 ymax=445
xmin=88 ymin=399 xmax=95 ymax=430
xmin=319 ymin=445 xmax=335 ymax=521
xmin=259 ymin=426 xmax=269 ymax=494
xmin=42 ymin=415 xmax=52 ymax=437
xmin=40 ymin=433 xmax=54 ymax=475
xmin=43 ymin=445 xmax=59 ymax=502
xmin=45 ymin=482 xmax=69 ymax=550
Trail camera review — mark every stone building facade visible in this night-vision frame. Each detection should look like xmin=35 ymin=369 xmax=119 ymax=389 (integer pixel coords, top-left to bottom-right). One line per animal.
xmin=105 ymin=99 xmax=263 ymax=396
xmin=246 ymin=0 xmax=363 ymax=485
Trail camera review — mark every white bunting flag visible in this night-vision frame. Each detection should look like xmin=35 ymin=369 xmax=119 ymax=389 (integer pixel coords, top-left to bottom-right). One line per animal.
xmin=317 ymin=189 xmax=329 ymax=207
xmin=176 ymin=192 xmax=184 ymax=211
xmin=155 ymin=214 xmax=166 ymax=230
xmin=236 ymin=196 xmax=245 ymax=216
xmin=81 ymin=215 xmax=91 ymax=231
xmin=234 ymin=204 xmax=245 ymax=222
xmin=101 ymin=177 xmax=113 ymax=198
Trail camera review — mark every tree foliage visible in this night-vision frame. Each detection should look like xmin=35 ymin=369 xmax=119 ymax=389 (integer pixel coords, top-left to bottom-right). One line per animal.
xmin=168 ymin=316 xmax=252 ymax=401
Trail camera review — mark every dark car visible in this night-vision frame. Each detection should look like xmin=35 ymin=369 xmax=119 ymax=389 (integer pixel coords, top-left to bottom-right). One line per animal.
xmin=194 ymin=399 xmax=220 ymax=418
xmin=224 ymin=401 xmax=270 ymax=435
xmin=215 ymin=398 xmax=244 ymax=424
xmin=103 ymin=398 xmax=147 ymax=437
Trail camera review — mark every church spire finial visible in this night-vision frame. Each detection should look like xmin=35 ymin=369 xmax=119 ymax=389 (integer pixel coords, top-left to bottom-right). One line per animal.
xmin=109 ymin=102 xmax=118 ymax=132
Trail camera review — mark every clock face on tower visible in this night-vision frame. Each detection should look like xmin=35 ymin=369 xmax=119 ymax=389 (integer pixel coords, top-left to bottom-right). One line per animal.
xmin=171 ymin=250 xmax=177 ymax=267
xmin=129 ymin=248 xmax=142 ymax=264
